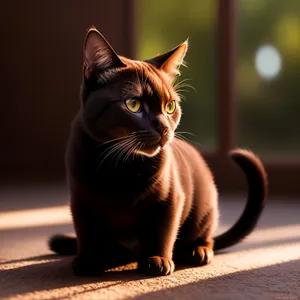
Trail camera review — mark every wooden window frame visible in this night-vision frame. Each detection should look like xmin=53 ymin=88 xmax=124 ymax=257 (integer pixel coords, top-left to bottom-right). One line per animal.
xmin=202 ymin=0 xmax=300 ymax=196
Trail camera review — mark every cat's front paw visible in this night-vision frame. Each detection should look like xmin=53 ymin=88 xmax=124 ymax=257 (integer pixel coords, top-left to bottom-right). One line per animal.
xmin=189 ymin=246 xmax=214 ymax=266
xmin=72 ymin=255 xmax=105 ymax=276
xmin=139 ymin=256 xmax=175 ymax=276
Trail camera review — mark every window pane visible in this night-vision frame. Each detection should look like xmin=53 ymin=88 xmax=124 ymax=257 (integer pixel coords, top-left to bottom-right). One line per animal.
xmin=237 ymin=0 xmax=300 ymax=156
xmin=137 ymin=0 xmax=217 ymax=148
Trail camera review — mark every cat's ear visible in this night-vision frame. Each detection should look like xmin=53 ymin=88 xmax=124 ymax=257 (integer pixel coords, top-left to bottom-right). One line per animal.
xmin=83 ymin=27 xmax=126 ymax=77
xmin=146 ymin=40 xmax=188 ymax=79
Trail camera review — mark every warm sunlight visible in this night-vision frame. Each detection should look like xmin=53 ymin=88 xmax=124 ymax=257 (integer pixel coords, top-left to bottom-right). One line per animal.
xmin=0 ymin=206 xmax=71 ymax=230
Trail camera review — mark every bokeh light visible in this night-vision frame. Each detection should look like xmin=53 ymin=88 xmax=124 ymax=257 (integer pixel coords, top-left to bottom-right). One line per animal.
xmin=254 ymin=45 xmax=282 ymax=80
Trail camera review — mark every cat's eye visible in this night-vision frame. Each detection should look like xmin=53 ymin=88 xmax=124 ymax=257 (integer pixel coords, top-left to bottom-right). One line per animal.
xmin=166 ymin=100 xmax=176 ymax=114
xmin=125 ymin=99 xmax=141 ymax=113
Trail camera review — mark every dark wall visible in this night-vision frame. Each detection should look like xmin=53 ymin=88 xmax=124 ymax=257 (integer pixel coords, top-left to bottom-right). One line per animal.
xmin=0 ymin=0 xmax=134 ymax=183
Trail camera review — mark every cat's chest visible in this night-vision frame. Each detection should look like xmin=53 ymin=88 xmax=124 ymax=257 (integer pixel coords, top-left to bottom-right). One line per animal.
xmin=92 ymin=169 xmax=151 ymax=200
xmin=106 ymin=210 xmax=135 ymax=228
xmin=104 ymin=208 xmax=139 ymax=238
xmin=102 ymin=198 xmax=155 ymax=237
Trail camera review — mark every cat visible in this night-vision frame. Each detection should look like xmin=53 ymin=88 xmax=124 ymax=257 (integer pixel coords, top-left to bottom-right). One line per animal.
xmin=49 ymin=27 xmax=268 ymax=276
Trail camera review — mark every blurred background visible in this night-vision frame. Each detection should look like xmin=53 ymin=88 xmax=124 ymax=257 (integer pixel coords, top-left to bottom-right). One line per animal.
xmin=0 ymin=0 xmax=299 ymax=196
xmin=139 ymin=0 xmax=300 ymax=156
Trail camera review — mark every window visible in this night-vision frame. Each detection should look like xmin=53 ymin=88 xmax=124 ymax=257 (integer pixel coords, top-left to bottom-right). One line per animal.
xmin=237 ymin=0 xmax=300 ymax=156
xmin=137 ymin=0 xmax=300 ymax=195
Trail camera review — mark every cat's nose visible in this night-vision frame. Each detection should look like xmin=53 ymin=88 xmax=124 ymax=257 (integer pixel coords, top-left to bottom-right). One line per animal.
xmin=152 ymin=121 xmax=168 ymax=136
xmin=151 ymin=115 xmax=168 ymax=135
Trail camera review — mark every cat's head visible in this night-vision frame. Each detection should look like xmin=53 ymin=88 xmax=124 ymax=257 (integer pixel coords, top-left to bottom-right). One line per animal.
xmin=81 ymin=27 xmax=188 ymax=157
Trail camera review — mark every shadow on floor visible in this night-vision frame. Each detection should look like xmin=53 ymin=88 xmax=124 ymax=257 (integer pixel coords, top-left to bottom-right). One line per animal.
xmin=0 ymin=257 xmax=142 ymax=299
xmin=136 ymin=259 xmax=300 ymax=300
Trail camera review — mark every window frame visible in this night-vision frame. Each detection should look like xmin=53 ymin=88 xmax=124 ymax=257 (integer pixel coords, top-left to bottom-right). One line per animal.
xmin=201 ymin=0 xmax=300 ymax=196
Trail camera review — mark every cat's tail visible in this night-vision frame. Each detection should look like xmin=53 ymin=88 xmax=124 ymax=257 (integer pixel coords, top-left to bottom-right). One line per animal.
xmin=213 ymin=148 xmax=268 ymax=251
xmin=48 ymin=234 xmax=77 ymax=255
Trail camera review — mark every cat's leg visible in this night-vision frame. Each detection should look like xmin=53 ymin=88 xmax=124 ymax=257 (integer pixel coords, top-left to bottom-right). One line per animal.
xmin=71 ymin=202 xmax=107 ymax=275
xmin=71 ymin=201 xmax=136 ymax=276
xmin=174 ymin=201 xmax=218 ymax=267
xmin=137 ymin=201 xmax=183 ymax=276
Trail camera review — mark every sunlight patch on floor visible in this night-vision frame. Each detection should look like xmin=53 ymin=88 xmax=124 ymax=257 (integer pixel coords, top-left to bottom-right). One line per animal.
xmin=0 ymin=259 xmax=61 ymax=271
xmin=1 ymin=205 xmax=300 ymax=249
xmin=0 ymin=206 xmax=71 ymax=230
xmin=240 ymin=225 xmax=300 ymax=243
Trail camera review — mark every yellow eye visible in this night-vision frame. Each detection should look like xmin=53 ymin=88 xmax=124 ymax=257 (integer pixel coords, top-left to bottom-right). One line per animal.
xmin=125 ymin=99 xmax=141 ymax=113
xmin=166 ymin=100 xmax=176 ymax=114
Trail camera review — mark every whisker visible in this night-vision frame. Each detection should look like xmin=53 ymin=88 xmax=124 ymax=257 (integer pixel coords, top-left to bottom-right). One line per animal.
xmin=114 ymin=138 xmax=137 ymax=168
xmin=96 ymin=133 xmax=149 ymax=161
xmin=111 ymin=139 xmax=135 ymax=168
xmin=123 ymin=140 xmax=139 ymax=163
xmin=110 ymin=138 xmax=135 ymax=163
xmin=175 ymin=132 xmax=204 ymax=148
xmin=135 ymin=141 xmax=144 ymax=160
xmin=97 ymin=138 xmax=134 ymax=170
xmin=174 ymin=78 xmax=191 ymax=87
xmin=95 ymin=130 xmax=161 ymax=170
xmin=175 ymin=88 xmax=191 ymax=94
xmin=176 ymin=83 xmax=196 ymax=91
xmin=176 ymin=131 xmax=196 ymax=136
xmin=96 ymin=130 xmax=147 ymax=149
xmin=96 ymin=135 xmax=131 ymax=148
xmin=129 ymin=141 xmax=141 ymax=163
xmin=173 ymin=78 xmax=196 ymax=92
xmin=139 ymin=142 xmax=146 ymax=161
xmin=96 ymin=140 xmax=126 ymax=161
xmin=176 ymin=93 xmax=187 ymax=103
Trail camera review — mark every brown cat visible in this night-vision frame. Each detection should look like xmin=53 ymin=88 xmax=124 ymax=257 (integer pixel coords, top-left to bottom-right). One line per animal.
xmin=49 ymin=27 xmax=268 ymax=276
